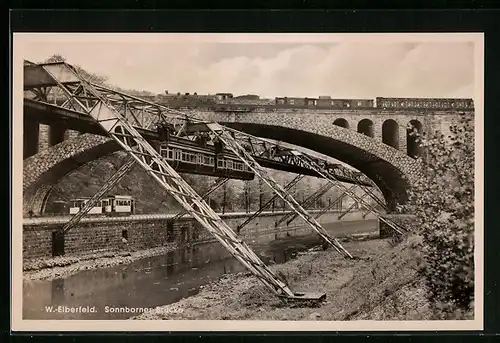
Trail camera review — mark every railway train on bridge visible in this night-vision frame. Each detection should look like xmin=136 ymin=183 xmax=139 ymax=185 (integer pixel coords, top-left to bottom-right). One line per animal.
xmin=271 ymin=96 xmax=474 ymax=110
xmin=147 ymin=92 xmax=475 ymax=111
xmin=69 ymin=195 xmax=135 ymax=216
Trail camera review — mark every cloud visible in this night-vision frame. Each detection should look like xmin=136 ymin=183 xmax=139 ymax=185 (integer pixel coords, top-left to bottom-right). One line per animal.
xmin=17 ymin=35 xmax=475 ymax=99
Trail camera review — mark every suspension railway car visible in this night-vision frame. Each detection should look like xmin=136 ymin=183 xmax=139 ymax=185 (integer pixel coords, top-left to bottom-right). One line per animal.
xmin=69 ymin=195 xmax=135 ymax=216
xmin=157 ymin=136 xmax=255 ymax=181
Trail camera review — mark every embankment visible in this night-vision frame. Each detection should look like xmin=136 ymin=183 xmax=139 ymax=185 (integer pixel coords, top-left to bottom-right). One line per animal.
xmin=133 ymin=237 xmax=439 ymax=321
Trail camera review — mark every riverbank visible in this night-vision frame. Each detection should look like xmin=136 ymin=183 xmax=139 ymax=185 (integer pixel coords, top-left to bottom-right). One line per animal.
xmin=22 ymin=228 xmax=377 ymax=283
xmin=133 ymin=236 xmax=439 ymax=321
xmin=23 ymin=243 xmax=180 ymax=282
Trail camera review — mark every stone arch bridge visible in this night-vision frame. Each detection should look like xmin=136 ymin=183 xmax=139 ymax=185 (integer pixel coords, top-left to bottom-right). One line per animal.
xmin=22 ymin=101 xmax=462 ymax=217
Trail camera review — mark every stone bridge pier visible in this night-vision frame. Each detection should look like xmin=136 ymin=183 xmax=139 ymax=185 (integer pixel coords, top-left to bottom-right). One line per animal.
xmin=23 ymin=121 xmax=80 ymax=159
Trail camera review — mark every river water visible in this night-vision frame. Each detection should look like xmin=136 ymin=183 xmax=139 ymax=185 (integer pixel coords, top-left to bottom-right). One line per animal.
xmin=23 ymin=219 xmax=377 ymax=320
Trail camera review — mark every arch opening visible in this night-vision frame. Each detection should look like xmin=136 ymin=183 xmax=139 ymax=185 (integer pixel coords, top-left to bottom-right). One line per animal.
xmin=382 ymin=119 xmax=400 ymax=149
xmin=333 ymin=118 xmax=349 ymax=129
xmin=357 ymin=119 xmax=374 ymax=138
xmin=407 ymin=119 xmax=423 ymax=158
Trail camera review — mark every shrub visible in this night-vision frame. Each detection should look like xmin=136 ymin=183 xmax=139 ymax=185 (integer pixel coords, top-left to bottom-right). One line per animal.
xmin=401 ymin=112 xmax=475 ymax=312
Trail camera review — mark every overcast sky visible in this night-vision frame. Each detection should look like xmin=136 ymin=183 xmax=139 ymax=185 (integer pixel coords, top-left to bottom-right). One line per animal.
xmin=16 ymin=34 xmax=477 ymax=99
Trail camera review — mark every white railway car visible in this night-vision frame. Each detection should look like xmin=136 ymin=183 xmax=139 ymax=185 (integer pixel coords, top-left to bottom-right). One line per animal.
xmin=69 ymin=198 xmax=103 ymax=215
xmin=68 ymin=195 xmax=135 ymax=216
xmin=103 ymin=195 xmax=135 ymax=214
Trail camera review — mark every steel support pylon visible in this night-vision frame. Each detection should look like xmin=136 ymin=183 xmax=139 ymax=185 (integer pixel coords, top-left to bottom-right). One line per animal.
xmin=338 ymin=192 xmax=370 ymax=220
xmin=57 ymin=156 xmax=136 ymax=236
xmin=237 ymin=175 xmax=305 ymax=233
xmin=313 ymin=184 xmax=357 ymax=220
xmin=55 ymin=114 xmax=159 ymax=236
xmin=205 ymin=123 xmax=354 ymax=259
xmin=290 ymin=151 xmax=406 ymax=236
xmin=39 ymin=63 xmax=319 ymax=300
xmin=172 ymin=177 xmax=229 ymax=221
xmin=276 ymin=182 xmax=334 ymax=227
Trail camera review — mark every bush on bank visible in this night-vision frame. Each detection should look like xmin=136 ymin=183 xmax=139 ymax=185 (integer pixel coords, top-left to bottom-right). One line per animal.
xmin=400 ymin=112 xmax=475 ymax=315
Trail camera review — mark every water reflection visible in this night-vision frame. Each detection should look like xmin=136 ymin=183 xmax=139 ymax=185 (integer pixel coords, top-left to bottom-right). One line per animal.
xmin=23 ymin=219 xmax=377 ymax=320
xmin=51 ymin=278 xmax=65 ymax=304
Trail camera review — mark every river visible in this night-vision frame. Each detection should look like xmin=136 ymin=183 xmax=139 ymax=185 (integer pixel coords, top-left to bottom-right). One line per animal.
xmin=23 ymin=219 xmax=377 ymax=320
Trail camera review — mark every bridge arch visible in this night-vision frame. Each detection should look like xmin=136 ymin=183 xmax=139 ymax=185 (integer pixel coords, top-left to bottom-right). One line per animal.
xmin=333 ymin=118 xmax=349 ymax=129
xmin=382 ymin=119 xmax=400 ymax=149
xmin=23 ymin=134 xmax=115 ymax=216
xmin=407 ymin=119 xmax=423 ymax=158
xmin=23 ymin=112 xmax=422 ymax=216
xmin=357 ymin=119 xmax=374 ymax=138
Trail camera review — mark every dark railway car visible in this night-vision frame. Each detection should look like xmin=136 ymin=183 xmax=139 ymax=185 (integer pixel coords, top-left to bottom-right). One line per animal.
xmin=349 ymin=99 xmax=375 ymax=108
xmin=158 ymin=136 xmax=255 ymax=181
xmin=318 ymin=98 xmax=375 ymax=109
xmin=275 ymin=97 xmax=307 ymax=106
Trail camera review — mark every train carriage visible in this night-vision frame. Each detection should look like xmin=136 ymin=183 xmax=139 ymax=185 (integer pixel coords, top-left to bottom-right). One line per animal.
xmin=68 ymin=195 xmax=135 ymax=216
xmin=158 ymin=136 xmax=255 ymax=180
xmin=69 ymin=198 xmax=103 ymax=215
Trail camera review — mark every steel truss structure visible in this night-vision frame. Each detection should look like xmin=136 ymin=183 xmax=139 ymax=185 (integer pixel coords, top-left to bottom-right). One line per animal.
xmin=338 ymin=192 xmax=370 ymax=220
xmin=203 ymin=122 xmax=354 ymax=259
xmin=183 ymin=122 xmax=402 ymax=236
xmin=275 ymin=182 xmax=334 ymax=228
xmin=172 ymin=177 xmax=229 ymax=221
xmin=28 ymin=61 xmax=333 ymax=300
xmin=57 ymin=156 xmax=136 ymax=236
xmin=313 ymin=184 xmax=358 ymax=220
xmin=56 ymin=113 xmax=160 ymax=236
xmin=289 ymin=151 xmax=407 ymax=236
xmin=177 ymin=124 xmax=373 ymax=187
xmin=236 ymin=175 xmax=305 ymax=233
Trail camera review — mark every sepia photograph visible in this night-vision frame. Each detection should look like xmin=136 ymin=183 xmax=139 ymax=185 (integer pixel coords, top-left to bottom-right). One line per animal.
xmin=11 ymin=32 xmax=483 ymax=331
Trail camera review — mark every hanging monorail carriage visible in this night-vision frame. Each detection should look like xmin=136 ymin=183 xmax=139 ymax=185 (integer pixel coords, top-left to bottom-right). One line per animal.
xmin=154 ymin=125 xmax=255 ymax=180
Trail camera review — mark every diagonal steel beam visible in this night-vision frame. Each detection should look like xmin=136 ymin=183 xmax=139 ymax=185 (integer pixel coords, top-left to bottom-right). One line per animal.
xmin=314 ymin=184 xmax=357 ymax=220
xmin=39 ymin=61 xmax=314 ymax=299
xmin=236 ymin=174 xmax=305 ymax=233
xmin=356 ymin=182 xmax=388 ymax=211
xmin=282 ymin=184 xmax=357 ymax=227
xmin=55 ymin=114 xmax=159 ymax=236
xmin=56 ymin=156 xmax=136 ymax=236
xmin=338 ymin=192 xmax=370 ymax=220
xmin=205 ymin=122 xmax=353 ymax=259
xmin=280 ymin=182 xmax=334 ymax=227
xmin=172 ymin=177 xmax=229 ymax=221
xmin=291 ymin=151 xmax=406 ymax=236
